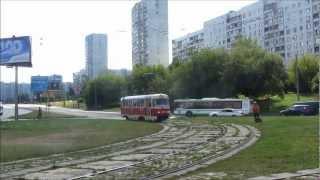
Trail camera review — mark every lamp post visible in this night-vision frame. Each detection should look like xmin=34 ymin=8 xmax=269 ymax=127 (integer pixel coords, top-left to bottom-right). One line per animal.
xmin=295 ymin=54 xmax=300 ymax=101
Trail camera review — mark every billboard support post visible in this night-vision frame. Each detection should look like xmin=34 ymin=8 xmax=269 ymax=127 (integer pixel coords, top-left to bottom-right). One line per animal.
xmin=14 ymin=66 xmax=18 ymax=121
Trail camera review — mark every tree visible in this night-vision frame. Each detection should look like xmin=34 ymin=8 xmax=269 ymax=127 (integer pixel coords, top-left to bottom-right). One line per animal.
xmin=225 ymin=37 xmax=287 ymax=98
xmin=127 ymin=65 xmax=170 ymax=95
xmin=311 ymin=72 xmax=319 ymax=93
xmin=288 ymin=54 xmax=320 ymax=93
xmin=170 ymin=48 xmax=231 ymax=99
xmin=82 ymin=73 xmax=126 ymax=109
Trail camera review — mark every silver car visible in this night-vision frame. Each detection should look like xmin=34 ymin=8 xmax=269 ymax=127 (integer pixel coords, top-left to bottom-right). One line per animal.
xmin=209 ymin=108 xmax=244 ymax=117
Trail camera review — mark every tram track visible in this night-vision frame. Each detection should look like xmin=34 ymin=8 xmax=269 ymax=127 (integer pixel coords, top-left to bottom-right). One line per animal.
xmin=68 ymin=122 xmax=259 ymax=180
xmin=2 ymin=119 xmax=260 ymax=180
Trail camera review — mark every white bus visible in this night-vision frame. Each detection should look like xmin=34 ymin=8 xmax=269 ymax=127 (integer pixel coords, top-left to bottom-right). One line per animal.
xmin=173 ymin=98 xmax=251 ymax=116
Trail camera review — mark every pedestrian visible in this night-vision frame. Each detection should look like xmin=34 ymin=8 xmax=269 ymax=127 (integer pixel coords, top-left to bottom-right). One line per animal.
xmin=252 ymin=101 xmax=262 ymax=123
xmin=37 ymin=107 xmax=42 ymax=119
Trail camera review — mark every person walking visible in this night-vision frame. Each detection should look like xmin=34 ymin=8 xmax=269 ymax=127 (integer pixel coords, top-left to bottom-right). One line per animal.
xmin=37 ymin=107 xmax=42 ymax=119
xmin=252 ymin=101 xmax=261 ymax=123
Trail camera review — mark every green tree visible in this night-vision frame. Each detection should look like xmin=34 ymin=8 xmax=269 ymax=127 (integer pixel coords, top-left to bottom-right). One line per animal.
xmin=288 ymin=54 xmax=320 ymax=93
xmin=127 ymin=65 xmax=170 ymax=95
xmin=170 ymin=48 xmax=231 ymax=99
xmin=83 ymin=73 xmax=126 ymax=109
xmin=311 ymin=72 xmax=319 ymax=93
xmin=225 ymin=37 xmax=287 ymax=98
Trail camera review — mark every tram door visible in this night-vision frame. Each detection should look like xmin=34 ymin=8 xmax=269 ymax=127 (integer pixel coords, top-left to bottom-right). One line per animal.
xmin=145 ymin=98 xmax=152 ymax=119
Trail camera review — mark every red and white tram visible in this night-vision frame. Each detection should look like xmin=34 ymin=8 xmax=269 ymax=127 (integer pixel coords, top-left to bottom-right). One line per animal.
xmin=120 ymin=94 xmax=170 ymax=122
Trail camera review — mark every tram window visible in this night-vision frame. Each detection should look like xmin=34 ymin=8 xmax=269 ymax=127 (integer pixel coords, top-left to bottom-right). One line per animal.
xmin=155 ymin=99 xmax=168 ymax=106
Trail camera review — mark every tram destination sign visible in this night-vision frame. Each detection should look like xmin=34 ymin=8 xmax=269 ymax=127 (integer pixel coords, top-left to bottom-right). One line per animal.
xmin=0 ymin=36 xmax=32 ymax=67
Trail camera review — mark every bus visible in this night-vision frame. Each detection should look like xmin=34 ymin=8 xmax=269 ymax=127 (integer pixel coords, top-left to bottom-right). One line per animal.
xmin=173 ymin=98 xmax=251 ymax=116
xmin=120 ymin=94 xmax=170 ymax=122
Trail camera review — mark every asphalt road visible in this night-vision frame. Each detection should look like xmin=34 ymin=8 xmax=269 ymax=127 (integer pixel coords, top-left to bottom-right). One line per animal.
xmin=2 ymin=104 xmax=124 ymax=120
xmin=1 ymin=104 xmax=31 ymax=121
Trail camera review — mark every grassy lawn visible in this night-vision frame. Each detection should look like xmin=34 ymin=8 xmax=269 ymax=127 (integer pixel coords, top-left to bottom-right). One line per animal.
xmin=104 ymin=107 xmax=121 ymax=112
xmin=50 ymin=100 xmax=86 ymax=110
xmin=178 ymin=115 xmax=318 ymax=179
xmin=16 ymin=110 xmax=77 ymax=119
xmin=0 ymin=119 xmax=162 ymax=162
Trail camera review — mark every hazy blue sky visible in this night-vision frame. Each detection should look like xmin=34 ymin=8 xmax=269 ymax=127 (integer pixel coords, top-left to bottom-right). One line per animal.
xmin=1 ymin=0 xmax=255 ymax=83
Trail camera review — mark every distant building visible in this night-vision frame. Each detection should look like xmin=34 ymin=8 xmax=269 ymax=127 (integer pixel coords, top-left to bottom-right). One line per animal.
xmin=174 ymin=0 xmax=319 ymax=66
xmin=31 ymin=74 xmax=64 ymax=101
xmin=109 ymin=69 xmax=131 ymax=77
xmin=85 ymin=34 xmax=108 ymax=79
xmin=172 ymin=30 xmax=204 ymax=62
xmin=72 ymin=69 xmax=88 ymax=96
xmin=0 ymin=82 xmax=31 ymax=103
xmin=132 ymin=0 xmax=169 ymax=67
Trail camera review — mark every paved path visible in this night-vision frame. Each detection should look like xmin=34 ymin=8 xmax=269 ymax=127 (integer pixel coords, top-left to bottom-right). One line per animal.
xmin=248 ymin=168 xmax=320 ymax=180
xmin=2 ymin=104 xmax=123 ymax=120
xmin=0 ymin=105 xmax=31 ymax=121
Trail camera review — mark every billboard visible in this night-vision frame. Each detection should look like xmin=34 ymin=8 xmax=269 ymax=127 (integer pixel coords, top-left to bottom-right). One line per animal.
xmin=31 ymin=76 xmax=48 ymax=93
xmin=0 ymin=36 xmax=32 ymax=66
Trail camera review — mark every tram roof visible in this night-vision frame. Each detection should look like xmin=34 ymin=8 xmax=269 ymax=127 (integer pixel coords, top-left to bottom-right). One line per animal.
xmin=121 ymin=94 xmax=169 ymax=100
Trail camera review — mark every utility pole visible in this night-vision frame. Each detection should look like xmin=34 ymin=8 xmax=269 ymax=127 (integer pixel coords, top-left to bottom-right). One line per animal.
xmin=94 ymin=83 xmax=97 ymax=109
xmin=14 ymin=66 xmax=18 ymax=120
xmin=295 ymin=54 xmax=300 ymax=101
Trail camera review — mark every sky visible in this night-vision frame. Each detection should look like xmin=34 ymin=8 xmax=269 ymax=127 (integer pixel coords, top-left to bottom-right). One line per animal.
xmin=1 ymin=0 xmax=255 ymax=83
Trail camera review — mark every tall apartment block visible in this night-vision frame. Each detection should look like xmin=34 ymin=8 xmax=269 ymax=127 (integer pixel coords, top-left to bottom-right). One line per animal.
xmin=85 ymin=34 xmax=108 ymax=79
xmin=172 ymin=30 xmax=204 ymax=62
xmin=173 ymin=0 xmax=320 ymax=66
xmin=313 ymin=0 xmax=320 ymax=54
xmin=132 ymin=0 xmax=169 ymax=67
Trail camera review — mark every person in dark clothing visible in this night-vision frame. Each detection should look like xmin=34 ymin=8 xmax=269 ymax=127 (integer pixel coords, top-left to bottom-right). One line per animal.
xmin=37 ymin=107 xmax=42 ymax=119
xmin=252 ymin=101 xmax=262 ymax=122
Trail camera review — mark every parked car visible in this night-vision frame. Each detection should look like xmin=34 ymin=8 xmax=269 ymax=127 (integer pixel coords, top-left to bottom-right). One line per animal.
xmin=209 ymin=108 xmax=244 ymax=117
xmin=0 ymin=102 xmax=3 ymax=116
xmin=294 ymin=101 xmax=319 ymax=115
xmin=280 ymin=105 xmax=314 ymax=116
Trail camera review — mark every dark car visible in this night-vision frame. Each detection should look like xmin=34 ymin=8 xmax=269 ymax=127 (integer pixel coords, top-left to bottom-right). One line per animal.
xmin=0 ymin=103 xmax=3 ymax=116
xmin=280 ymin=105 xmax=314 ymax=116
xmin=294 ymin=101 xmax=319 ymax=115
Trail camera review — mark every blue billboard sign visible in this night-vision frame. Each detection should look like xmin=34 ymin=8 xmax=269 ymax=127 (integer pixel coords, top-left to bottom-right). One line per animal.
xmin=0 ymin=36 xmax=32 ymax=66
xmin=31 ymin=76 xmax=48 ymax=93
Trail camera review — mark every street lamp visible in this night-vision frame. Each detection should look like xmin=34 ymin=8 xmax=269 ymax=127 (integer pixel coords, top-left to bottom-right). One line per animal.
xmin=295 ymin=54 xmax=300 ymax=101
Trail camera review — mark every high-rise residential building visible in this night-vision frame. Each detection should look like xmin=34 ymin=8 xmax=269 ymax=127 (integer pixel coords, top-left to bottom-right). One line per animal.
xmin=85 ymin=34 xmax=108 ymax=79
xmin=132 ymin=0 xmax=169 ymax=67
xmin=313 ymin=0 xmax=320 ymax=54
xmin=173 ymin=0 xmax=319 ymax=65
xmin=172 ymin=30 xmax=204 ymax=62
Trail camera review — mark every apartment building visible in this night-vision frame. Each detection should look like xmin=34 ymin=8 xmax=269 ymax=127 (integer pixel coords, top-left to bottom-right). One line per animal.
xmin=132 ymin=0 xmax=169 ymax=67
xmin=85 ymin=34 xmax=108 ymax=79
xmin=172 ymin=30 xmax=204 ymax=62
xmin=173 ymin=0 xmax=318 ymax=65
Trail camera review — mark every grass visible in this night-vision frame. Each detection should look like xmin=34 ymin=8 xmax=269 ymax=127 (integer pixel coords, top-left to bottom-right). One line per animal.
xmin=176 ymin=115 xmax=318 ymax=179
xmin=0 ymin=119 xmax=162 ymax=162
xmin=104 ymin=107 xmax=121 ymax=112
xmin=50 ymin=100 xmax=86 ymax=110
xmin=15 ymin=110 xmax=77 ymax=119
